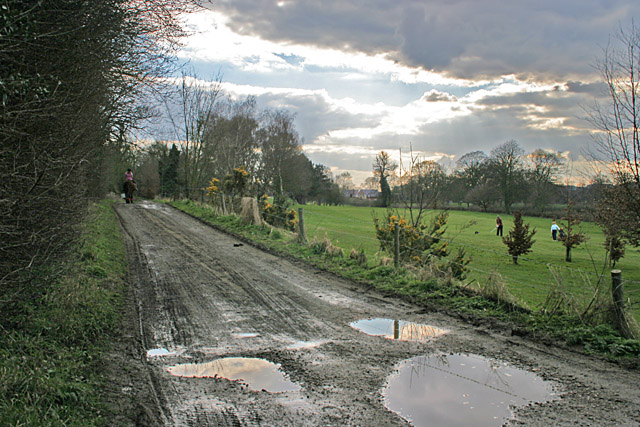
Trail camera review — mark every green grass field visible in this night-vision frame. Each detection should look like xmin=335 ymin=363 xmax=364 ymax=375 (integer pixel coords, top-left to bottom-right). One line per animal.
xmin=297 ymin=204 xmax=640 ymax=318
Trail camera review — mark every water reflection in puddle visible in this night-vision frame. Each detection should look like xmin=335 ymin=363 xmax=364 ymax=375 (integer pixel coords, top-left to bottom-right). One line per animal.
xmin=138 ymin=202 xmax=167 ymax=211
xmin=350 ymin=318 xmax=447 ymax=341
xmin=168 ymin=357 xmax=301 ymax=393
xmin=147 ymin=348 xmax=176 ymax=358
xmin=383 ymin=353 xmax=557 ymax=427
xmin=232 ymin=332 xmax=260 ymax=338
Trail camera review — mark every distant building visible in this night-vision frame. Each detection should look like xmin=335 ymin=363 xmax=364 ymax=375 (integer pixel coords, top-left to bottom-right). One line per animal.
xmin=344 ymin=189 xmax=379 ymax=200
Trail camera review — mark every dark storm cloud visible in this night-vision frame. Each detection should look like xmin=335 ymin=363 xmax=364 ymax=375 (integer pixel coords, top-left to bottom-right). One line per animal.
xmin=476 ymin=89 xmax=580 ymax=110
xmin=206 ymin=0 xmax=399 ymax=54
xmin=409 ymin=105 xmax=591 ymax=159
xmin=470 ymin=86 xmax=600 ymax=134
xmin=566 ymin=80 xmax=608 ymax=96
xmin=206 ymin=0 xmax=640 ymax=80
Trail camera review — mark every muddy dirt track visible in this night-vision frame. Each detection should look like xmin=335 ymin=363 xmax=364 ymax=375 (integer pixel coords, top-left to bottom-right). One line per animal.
xmin=110 ymin=201 xmax=640 ymax=426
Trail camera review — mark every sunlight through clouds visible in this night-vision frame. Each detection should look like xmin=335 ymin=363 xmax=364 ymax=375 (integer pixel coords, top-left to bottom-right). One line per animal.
xmin=175 ymin=2 xmax=640 ymax=184
xmin=180 ymin=10 xmax=481 ymax=87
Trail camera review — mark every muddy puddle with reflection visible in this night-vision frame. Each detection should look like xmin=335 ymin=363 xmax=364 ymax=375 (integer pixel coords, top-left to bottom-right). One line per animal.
xmin=232 ymin=332 xmax=260 ymax=338
xmin=383 ymin=352 xmax=557 ymax=427
xmin=168 ymin=357 xmax=301 ymax=393
xmin=350 ymin=318 xmax=448 ymax=341
xmin=147 ymin=348 xmax=176 ymax=358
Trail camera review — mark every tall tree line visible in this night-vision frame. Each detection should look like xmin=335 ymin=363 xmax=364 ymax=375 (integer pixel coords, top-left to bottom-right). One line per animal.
xmin=374 ymin=140 xmax=568 ymax=215
xmin=135 ymin=91 xmax=342 ymax=204
xmin=1 ymin=1 xmax=195 ymax=306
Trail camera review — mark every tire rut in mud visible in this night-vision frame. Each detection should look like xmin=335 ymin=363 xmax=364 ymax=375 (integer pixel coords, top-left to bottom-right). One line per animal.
xmin=111 ymin=201 xmax=640 ymax=426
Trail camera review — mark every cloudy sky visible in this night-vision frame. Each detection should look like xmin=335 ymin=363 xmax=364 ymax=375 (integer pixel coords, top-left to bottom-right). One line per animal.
xmin=175 ymin=0 xmax=639 ymax=185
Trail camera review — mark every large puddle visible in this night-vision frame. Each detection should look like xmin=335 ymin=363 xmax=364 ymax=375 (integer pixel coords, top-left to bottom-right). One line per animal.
xmin=168 ymin=357 xmax=301 ymax=393
xmin=383 ymin=353 xmax=557 ymax=426
xmin=350 ymin=318 xmax=448 ymax=341
xmin=147 ymin=348 xmax=176 ymax=358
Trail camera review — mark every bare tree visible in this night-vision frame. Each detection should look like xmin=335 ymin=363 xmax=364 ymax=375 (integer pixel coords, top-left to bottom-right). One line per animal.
xmin=456 ymin=150 xmax=489 ymax=186
xmin=588 ymin=22 xmax=640 ymax=245
xmin=455 ymin=150 xmax=489 ymax=207
xmin=398 ymin=154 xmax=447 ymax=227
xmin=525 ymin=149 xmax=564 ymax=214
xmin=467 ymin=181 xmax=500 ymax=212
xmin=204 ymin=96 xmax=260 ymax=179
xmin=335 ymin=172 xmax=355 ymax=190
xmin=166 ymin=72 xmax=222 ymax=199
xmin=257 ymin=109 xmax=302 ymax=197
xmin=362 ymin=176 xmax=380 ymax=190
xmin=489 ymin=140 xmax=525 ymax=213
xmin=373 ymin=151 xmax=397 ymax=207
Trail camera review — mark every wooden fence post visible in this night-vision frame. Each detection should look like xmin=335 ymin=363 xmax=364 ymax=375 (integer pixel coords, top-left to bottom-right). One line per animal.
xmin=394 ymin=223 xmax=400 ymax=268
xmin=298 ymin=208 xmax=307 ymax=244
xmin=611 ymin=269 xmax=640 ymax=340
xmin=612 ymin=269 xmax=623 ymax=312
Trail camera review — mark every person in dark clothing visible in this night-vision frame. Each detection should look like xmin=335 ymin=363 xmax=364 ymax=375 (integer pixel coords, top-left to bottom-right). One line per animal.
xmin=496 ymin=215 xmax=503 ymax=237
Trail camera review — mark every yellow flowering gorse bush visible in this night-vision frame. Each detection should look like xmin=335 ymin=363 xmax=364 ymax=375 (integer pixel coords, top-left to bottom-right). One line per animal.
xmin=373 ymin=211 xmax=449 ymax=264
xmin=206 ymin=177 xmax=220 ymax=200
xmin=259 ymin=194 xmax=297 ymax=231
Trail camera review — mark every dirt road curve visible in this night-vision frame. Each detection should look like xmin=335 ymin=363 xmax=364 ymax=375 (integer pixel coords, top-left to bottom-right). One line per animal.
xmin=111 ymin=201 xmax=640 ymax=426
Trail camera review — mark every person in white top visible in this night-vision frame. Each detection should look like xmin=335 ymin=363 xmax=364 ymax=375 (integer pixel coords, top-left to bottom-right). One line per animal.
xmin=551 ymin=220 xmax=560 ymax=240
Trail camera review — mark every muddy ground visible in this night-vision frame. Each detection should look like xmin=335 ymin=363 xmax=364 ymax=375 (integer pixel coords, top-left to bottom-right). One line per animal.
xmin=107 ymin=201 xmax=640 ymax=426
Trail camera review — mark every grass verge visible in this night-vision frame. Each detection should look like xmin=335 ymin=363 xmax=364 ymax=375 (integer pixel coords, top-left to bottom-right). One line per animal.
xmin=295 ymin=204 xmax=640 ymax=320
xmin=0 ymin=200 xmax=127 ymax=426
xmin=170 ymin=199 xmax=640 ymax=362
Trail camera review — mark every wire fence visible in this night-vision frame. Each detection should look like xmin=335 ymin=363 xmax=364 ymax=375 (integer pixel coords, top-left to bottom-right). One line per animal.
xmin=297 ymin=207 xmax=640 ymax=315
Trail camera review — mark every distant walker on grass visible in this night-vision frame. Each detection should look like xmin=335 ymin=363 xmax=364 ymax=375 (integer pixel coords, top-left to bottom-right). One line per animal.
xmin=496 ymin=215 xmax=503 ymax=236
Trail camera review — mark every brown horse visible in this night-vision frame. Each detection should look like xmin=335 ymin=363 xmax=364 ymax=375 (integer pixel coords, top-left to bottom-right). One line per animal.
xmin=123 ymin=180 xmax=137 ymax=204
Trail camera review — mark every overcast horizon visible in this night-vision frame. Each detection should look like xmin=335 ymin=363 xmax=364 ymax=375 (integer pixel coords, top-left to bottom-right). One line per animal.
xmin=169 ymin=1 xmax=640 ymax=186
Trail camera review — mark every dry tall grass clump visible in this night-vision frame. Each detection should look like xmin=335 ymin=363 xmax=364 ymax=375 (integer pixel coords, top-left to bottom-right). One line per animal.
xmin=327 ymin=245 xmax=344 ymax=258
xmin=478 ymin=271 xmax=520 ymax=308
xmin=542 ymin=267 xmax=587 ymax=318
xmin=405 ymin=255 xmax=468 ymax=288
xmin=310 ymin=235 xmax=343 ymax=258
xmin=378 ymin=257 xmax=393 ymax=266
xmin=349 ymin=249 xmax=367 ymax=266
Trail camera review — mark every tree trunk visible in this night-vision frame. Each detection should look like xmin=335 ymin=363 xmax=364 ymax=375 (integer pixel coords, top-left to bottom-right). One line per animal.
xmin=565 ymin=246 xmax=572 ymax=262
xmin=512 ymin=256 xmax=518 ymax=264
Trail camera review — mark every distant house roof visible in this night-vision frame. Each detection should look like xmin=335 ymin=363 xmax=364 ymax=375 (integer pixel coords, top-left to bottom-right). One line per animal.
xmin=344 ymin=189 xmax=379 ymax=199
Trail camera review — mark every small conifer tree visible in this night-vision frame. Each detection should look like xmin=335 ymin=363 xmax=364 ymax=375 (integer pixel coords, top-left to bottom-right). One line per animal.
xmin=561 ymin=201 xmax=587 ymax=262
xmin=502 ymin=211 xmax=536 ymax=264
